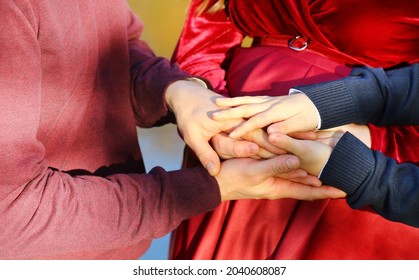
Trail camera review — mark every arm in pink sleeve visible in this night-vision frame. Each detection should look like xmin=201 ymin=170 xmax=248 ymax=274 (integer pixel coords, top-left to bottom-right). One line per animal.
xmin=0 ymin=2 xmax=220 ymax=259
xmin=126 ymin=10 xmax=191 ymax=128
xmin=172 ymin=0 xmax=243 ymax=95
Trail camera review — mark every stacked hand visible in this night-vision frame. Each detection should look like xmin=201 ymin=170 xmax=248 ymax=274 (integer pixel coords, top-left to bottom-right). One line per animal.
xmin=165 ymin=81 xmax=362 ymax=201
xmin=213 ymin=93 xmax=371 ymax=177
xmin=165 ymin=80 xmax=282 ymax=176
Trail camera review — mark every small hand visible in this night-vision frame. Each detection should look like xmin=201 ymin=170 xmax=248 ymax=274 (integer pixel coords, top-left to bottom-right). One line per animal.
xmin=317 ymin=124 xmax=371 ymax=148
xmin=268 ymin=132 xmax=333 ymax=176
xmin=213 ymin=94 xmax=319 ymax=138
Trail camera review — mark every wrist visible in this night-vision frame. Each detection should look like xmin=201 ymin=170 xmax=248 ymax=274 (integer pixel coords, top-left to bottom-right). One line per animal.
xmin=165 ymin=78 xmax=208 ymax=112
xmin=185 ymin=77 xmax=208 ymax=89
xmin=288 ymin=89 xmax=321 ymax=129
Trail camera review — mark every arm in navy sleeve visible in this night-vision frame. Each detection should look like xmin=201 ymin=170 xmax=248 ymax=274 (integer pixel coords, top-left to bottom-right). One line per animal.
xmin=296 ymin=64 xmax=419 ymax=227
xmin=295 ymin=64 xmax=419 ymax=129
xmin=320 ymin=132 xmax=419 ymax=227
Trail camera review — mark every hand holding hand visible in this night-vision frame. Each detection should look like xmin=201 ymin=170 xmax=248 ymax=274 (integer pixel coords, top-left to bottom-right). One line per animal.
xmin=165 ymin=80 xmax=260 ymax=175
xmin=213 ymin=93 xmax=319 ymax=138
xmin=211 ymin=128 xmax=285 ymax=160
xmin=269 ymin=133 xmax=333 ymax=176
xmin=215 ymin=154 xmax=346 ymax=201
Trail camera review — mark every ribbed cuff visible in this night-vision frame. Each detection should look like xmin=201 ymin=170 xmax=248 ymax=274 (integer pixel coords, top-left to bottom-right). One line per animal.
xmin=320 ymin=132 xmax=374 ymax=196
xmin=167 ymin=166 xmax=221 ymax=218
xmin=295 ymin=80 xmax=356 ymax=129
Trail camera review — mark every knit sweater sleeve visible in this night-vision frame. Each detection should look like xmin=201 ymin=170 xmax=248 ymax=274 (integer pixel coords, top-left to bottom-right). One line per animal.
xmin=295 ymin=64 xmax=419 ymax=128
xmin=0 ymin=1 xmax=220 ymax=259
xmin=126 ymin=10 xmax=191 ymax=127
xmin=320 ymin=133 xmax=419 ymax=227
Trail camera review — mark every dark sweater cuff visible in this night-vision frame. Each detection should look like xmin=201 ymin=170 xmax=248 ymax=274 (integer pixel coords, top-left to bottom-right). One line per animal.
xmin=167 ymin=166 xmax=221 ymax=218
xmin=132 ymin=58 xmax=191 ymax=127
xmin=295 ymin=80 xmax=356 ymax=129
xmin=320 ymin=132 xmax=374 ymax=196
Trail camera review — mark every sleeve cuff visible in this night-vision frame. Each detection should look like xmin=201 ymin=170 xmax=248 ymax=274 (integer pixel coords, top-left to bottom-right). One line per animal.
xmin=320 ymin=132 xmax=374 ymax=196
xmin=294 ymin=81 xmax=357 ymax=129
xmin=166 ymin=166 xmax=221 ymax=218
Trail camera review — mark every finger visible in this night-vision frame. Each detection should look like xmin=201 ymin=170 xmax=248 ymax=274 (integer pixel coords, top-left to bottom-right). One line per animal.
xmin=242 ymin=129 xmax=286 ymax=155
xmin=272 ymin=179 xmax=346 ymax=200
xmin=268 ymin=133 xmax=303 ymax=156
xmin=249 ymin=154 xmax=301 ymax=179
xmin=215 ymin=96 xmax=268 ymax=107
xmin=255 ymin=147 xmax=278 ymax=159
xmin=188 ymin=139 xmax=221 ymax=176
xmin=288 ymin=131 xmax=317 ymax=140
xmin=321 ymin=185 xmax=347 ymax=198
xmin=279 ymin=174 xmax=323 ymax=187
xmin=211 ymin=133 xmax=259 ymax=159
xmin=267 ymin=115 xmax=316 ymax=135
xmin=276 ymin=169 xmax=308 ymax=179
xmin=212 ymin=104 xmax=269 ymax=124
xmin=228 ymin=111 xmax=281 ymax=138
xmin=215 ymin=118 xmax=246 ymax=133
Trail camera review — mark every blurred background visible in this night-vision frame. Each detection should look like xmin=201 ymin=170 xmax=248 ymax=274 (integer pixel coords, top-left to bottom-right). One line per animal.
xmin=127 ymin=0 xmax=191 ymax=260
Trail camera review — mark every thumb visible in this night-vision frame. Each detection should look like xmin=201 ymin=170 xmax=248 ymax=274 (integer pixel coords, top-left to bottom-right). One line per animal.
xmin=189 ymin=141 xmax=221 ymax=176
xmin=251 ymin=154 xmax=300 ymax=179
xmin=267 ymin=116 xmax=316 ymax=135
xmin=268 ymin=133 xmax=302 ymax=156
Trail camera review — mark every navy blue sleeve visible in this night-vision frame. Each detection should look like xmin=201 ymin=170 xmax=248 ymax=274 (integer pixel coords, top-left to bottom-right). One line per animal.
xmin=320 ymin=132 xmax=419 ymax=227
xmin=295 ymin=64 xmax=419 ymax=128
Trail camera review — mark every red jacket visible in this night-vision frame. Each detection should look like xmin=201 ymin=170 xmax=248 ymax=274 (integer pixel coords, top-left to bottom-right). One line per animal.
xmin=170 ymin=0 xmax=419 ymax=259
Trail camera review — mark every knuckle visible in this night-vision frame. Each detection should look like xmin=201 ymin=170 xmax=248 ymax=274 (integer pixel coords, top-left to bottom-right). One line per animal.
xmin=271 ymin=159 xmax=288 ymax=174
xmin=232 ymin=141 xmax=244 ymax=157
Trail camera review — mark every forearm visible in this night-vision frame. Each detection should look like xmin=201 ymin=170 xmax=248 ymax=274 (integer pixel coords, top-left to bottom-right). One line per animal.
xmin=296 ymin=64 xmax=419 ymax=128
xmin=0 ymin=165 xmax=220 ymax=259
xmin=129 ymin=39 xmax=191 ymax=127
xmin=320 ymin=132 xmax=419 ymax=227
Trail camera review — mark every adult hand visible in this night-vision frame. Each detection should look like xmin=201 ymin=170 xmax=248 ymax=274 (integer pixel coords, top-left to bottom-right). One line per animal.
xmin=211 ymin=128 xmax=285 ymax=160
xmin=165 ymin=80 xmax=259 ymax=176
xmin=213 ymin=93 xmax=319 ymax=138
xmin=215 ymin=153 xmax=345 ymax=201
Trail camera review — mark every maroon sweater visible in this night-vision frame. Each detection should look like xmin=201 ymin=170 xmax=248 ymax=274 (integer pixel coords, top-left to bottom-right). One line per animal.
xmin=0 ymin=0 xmax=220 ymax=259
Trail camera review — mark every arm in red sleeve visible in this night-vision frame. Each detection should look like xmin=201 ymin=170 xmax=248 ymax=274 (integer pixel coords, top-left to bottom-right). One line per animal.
xmin=0 ymin=2 xmax=220 ymax=259
xmin=172 ymin=0 xmax=243 ymax=95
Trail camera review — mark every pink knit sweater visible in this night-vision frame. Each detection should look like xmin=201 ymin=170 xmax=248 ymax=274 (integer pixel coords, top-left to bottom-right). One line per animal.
xmin=0 ymin=0 xmax=220 ymax=259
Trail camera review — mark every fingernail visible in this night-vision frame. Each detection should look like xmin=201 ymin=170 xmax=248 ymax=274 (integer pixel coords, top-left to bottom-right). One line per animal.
xmin=249 ymin=144 xmax=259 ymax=155
xmin=269 ymin=133 xmax=278 ymax=143
xmin=285 ymin=158 xmax=299 ymax=170
xmin=206 ymin=161 xmax=216 ymax=175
